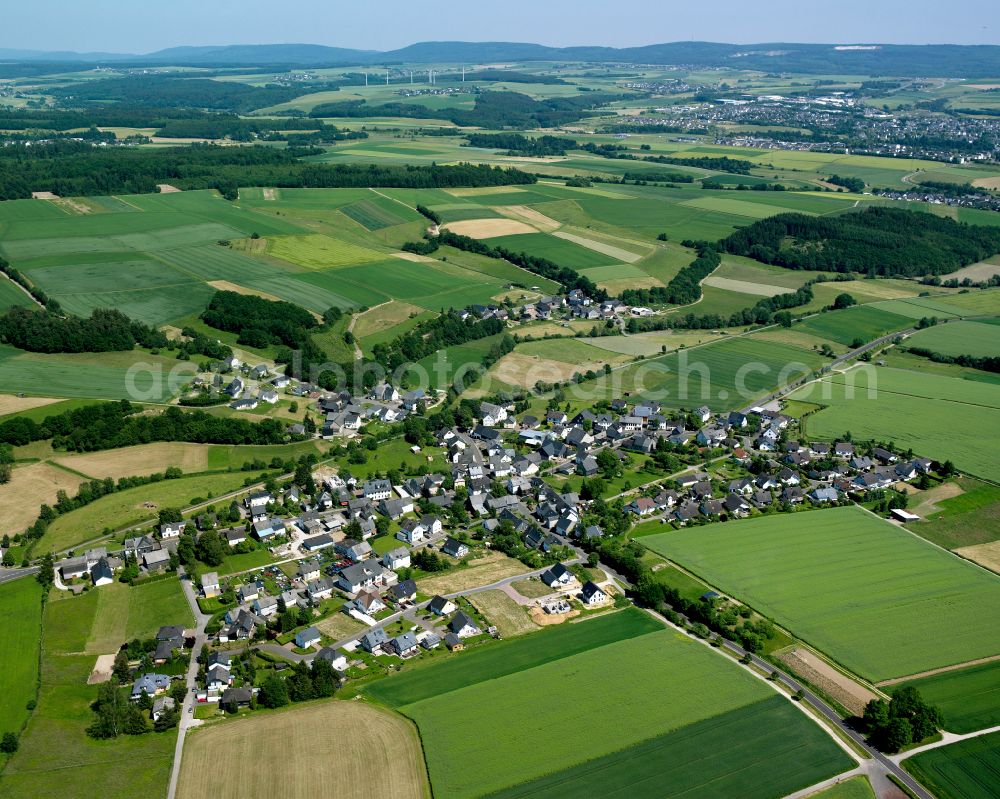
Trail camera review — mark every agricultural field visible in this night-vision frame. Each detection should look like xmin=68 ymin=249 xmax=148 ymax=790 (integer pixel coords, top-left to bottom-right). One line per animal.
xmin=0 ymin=462 xmax=88 ymax=537
xmin=791 ymin=366 xmax=1000 ymax=482
xmin=0 ymin=589 xmax=178 ymax=799
xmin=903 ymin=731 xmax=1000 ymax=799
xmin=367 ymin=610 xmax=851 ymax=798
xmin=84 ymin=579 xmax=193 ymax=655
xmin=468 ymin=590 xmax=539 ymax=637
xmin=904 ymin=319 xmax=1000 ymax=358
xmin=797 ymin=305 xmax=914 ymax=345
xmin=642 ymin=506 xmax=1000 ymax=682
xmin=176 ymin=701 xmax=428 ymax=799
xmin=899 ymin=660 xmax=1000 ymax=734
xmin=806 ymin=777 xmax=876 ymax=799
xmin=0 ymin=579 xmax=43 ymax=746
xmin=905 ymin=478 xmax=1000 ymax=552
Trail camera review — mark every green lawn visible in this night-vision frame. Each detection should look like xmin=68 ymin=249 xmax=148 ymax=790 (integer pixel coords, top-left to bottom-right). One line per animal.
xmin=641 ymin=506 xmax=1000 ymax=682
xmin=903 ymin=731 xmax=1000 ymax=799
xmin=0 ymin=579 xmax=43 ymax=742
xmin=793 ymin=367 xmax=1000 ymax=482
xmin=900 ymin=660 xmax=1000 ymax=734
xmin=805 ymin=777 xmax=876 ymax=799
xmin=125 ymin=579 xmax=194 ymax=640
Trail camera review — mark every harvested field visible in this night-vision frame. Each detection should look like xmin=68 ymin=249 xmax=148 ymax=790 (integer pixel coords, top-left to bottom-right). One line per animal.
xmin=0 ymin=394 xmax=62 ymax=417
xmin=31 ymin=191 xmax=59 ymax=199
xmin=156 ymin=184 xmax=182 ymax=193
xmin=491 ymin=352 xmax=586 ymax=388
xmin=53 ymin=197 xmax=93 ymax=215
xmin=315 ymin=613 xmax=367 ymax=640
xmin=206 ymin=280 xmax=284 ymax=303
xmin=778 ymin=647 xmax=879 ymax=716
xmin=393 ymin=251 xmax=436 ymax=263
xmin=445 ymin=186 xmax=527 ymax=197
xmin=352 ymin=301 xmax=425 ymax=340
xmin=443 ymin=218 xmax=536 ymax=239
xmin=495 ymin=204 xmax=561 ymax=232
xmin=702 ymin=276 xmax=790 ymax=296
xmin=512 ymin=578 xmax=556 ymax=599
xmin=87 ymin=654 xmax=116 ymax=685
xmin=262 ymin=188 xmax=277 ymax=201
xmin=416 ymin=552 xmax=528 ymax=596
xmin=943 ymin=260 xmax=1000 ymax=282
xmin=55 ymin=442 xmax=211 ymax=480
xmin=972 ymin=176 xmax=1000 ymax=189
xmin=911 ymin=482 xmax=965 ymax=518
xmin=176 ymin=700 xmax=428 ymax=799
xmin=552 ymin=231 xmax=643 ymax=263
xmin=469 ymin=590 xmax=539 ymax=637
xmin=0 ymin=462 xmax=87 ymax=534
xmin=956 ymin=541 xmax=1000 ymax=573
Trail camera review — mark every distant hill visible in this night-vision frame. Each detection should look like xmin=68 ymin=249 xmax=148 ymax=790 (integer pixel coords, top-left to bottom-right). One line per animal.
xmin=2 ymin=41 xmax=1000 ymax=77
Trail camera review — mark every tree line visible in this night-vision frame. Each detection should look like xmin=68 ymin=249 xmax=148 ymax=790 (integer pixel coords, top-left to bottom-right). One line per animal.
xmin=0 ymin=258 xmax=58 ymax=311
xmin=904 ymin=345 xmax=1000 ymax=374
xmin=621 ymin=244 xmax=721 ymax=306
xmin=0 ymin=306 xmax=167 ymax=353
xmin=721 ymin=207 xmax=1000 ymax=276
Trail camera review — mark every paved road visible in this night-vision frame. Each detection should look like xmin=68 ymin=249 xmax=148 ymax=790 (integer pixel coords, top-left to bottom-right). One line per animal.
xmin=0 ymin=567 xmax=38 ymax=585
xmin=166 ymin=569 xmax=213 ymax=799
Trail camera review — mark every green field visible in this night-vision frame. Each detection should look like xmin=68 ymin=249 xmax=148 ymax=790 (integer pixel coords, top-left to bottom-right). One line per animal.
xmin=0 ymin=589 xmax=178 ymax=799
xmin=486 ymin=232 xmax=618 ymax=269
xmin=792 ymin=366 xmax=1000 ymax=482
xmin=798 ymin=305 xmax=914 ymax=345
xmin=265 ymin=233 xmax=387 ymax=269
xmin=0 ymin=277 xmax=35 ymax=311
xmin=903 ymin=731 xmax=1000 ymax=799
xmin=904 ymin=320 xmax=1000 ymax=358
xmin=40 ymin=471 xmax=265 ymax=553
xmin=640 ymin=506 xmax=1000 ymax=681
xmin=0 ymin=579 xmax=43 ymax=743
xmin=368 ymin=610 xmax=851 ymax=799
xmin=900 ymin=661 xmax=1000 ymax=734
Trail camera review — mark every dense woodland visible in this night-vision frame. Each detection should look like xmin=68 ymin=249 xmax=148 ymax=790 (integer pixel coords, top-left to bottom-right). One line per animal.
xmin=722 ymin=207 xmax=1000 ymax=276
xmin=465 ymin=133 xmax=577 ymax=157
xmin=310 ymin=90 xmax=617 ymax=129
xmin=201 ymin=291 xmax=319 ymax=350
xmin=0 ymin=307 xmax=167 ymax=353
xmin=0 ymin=143 xmax=534 ymax=199
xmin=0 ymin=401 xmax=288 ymax=451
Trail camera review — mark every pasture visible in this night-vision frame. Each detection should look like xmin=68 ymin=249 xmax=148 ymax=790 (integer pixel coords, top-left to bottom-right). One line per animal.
xmin=797 ymin=305 xmax=913 ymax=345
xmin=0 ymin=589 xmax=178 ymax=799
xmin=903 ymin=731 xmax=1000 ymax=799
xmin=374 ymin=610 xmax=850 ymax=798
xmin=792 ymin=366 xmax=1000 ymax=482
xmin=0 ymin=579 xmax=43 ymax=744
xmin=176 ymin=701 xmax=428 ymax=799
xmin=900 ymin=660 xmax=1000 ymax=734
xmin=641 ymin=506 xmax=1000 ymax=682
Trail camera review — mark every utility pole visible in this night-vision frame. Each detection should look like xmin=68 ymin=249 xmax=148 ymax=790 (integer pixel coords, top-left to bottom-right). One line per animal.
xmin=364 ymin=72 xmax=368 ymax=87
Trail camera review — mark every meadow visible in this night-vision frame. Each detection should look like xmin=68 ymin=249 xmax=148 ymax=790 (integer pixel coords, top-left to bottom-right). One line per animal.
xmin=900 ymin=661 xmax=1000 ymax=734
xmin=797 ymin=305 xmax=914 ymax=345
xmin=903 ymin=731 xmax=1000 ymax=799
xmin=380 ymin=616 xmax=851 ymax=798
xmin=792 ymin=367 xmax=1000 ymax=482
xmin=0 ymin=589 xmax=178 ymax=799
xmin=84 ymin=579 xmax=193 ymax=655
xmin=641 ymin=506 xmax=1000 ymax=682
xmin=0 ymin=579 xmax=44 ymax=746
xmin=904 ymin=320 xmax=1000 ymax=358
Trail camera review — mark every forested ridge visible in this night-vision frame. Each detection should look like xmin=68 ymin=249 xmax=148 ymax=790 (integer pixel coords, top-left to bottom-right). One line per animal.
xmin=721 ymin=207 xmax=1000 ymax=276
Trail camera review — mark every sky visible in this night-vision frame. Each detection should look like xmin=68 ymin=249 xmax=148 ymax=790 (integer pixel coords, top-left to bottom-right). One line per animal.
xmin=3 ymin=0 xmax=997 ymax=54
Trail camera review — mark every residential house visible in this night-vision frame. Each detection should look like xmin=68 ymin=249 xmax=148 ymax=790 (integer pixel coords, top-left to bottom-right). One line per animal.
xmin=428 ymin=596 xmax=457 ymax=616
xmin=449 ymin=612 xmax=481 ymax=638
xmin=441 ymin=537 xmax=470 ymax=558
xmin=295 ymin=627 xmax=321 ymax=649
xmin=359 ymin=628 xmax=389 ymax=653
xmin=389 ymin=632 xmax=420 ymax=658
xmin=389 ymin=579 xmax=417 ymax=604
xmin=581 ymin=581 xmax=609 ymax=606
xmin=541 ymin=563 xmax=575 ymax=588
xmin=383 ymin=547 xmax=411 ymax=571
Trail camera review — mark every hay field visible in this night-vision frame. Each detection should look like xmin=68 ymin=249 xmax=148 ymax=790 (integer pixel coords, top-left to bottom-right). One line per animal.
xmin=494 ymin=204 xmax=562 ymax=232
xmin=352 ymin=301 xmax=425 ymax=340
xmin=55 ymin=442 xmax=211 ymax=480
xmin=702 ymin=276 xmax=790 ymax=297
xmin=0 ymin=394 xmax=63 ymax=416
xmin=177 ymin=701 xmax=428 ymax=799
xmin=0 ymin=462 xmax=87 ymax=534
xmin=206 ymin=280 xmax=284 ymax=303
xmin=443 ymin=218 xmax=536 ymax=238
xmin=552 ymin=231 xmax=643 ymax=263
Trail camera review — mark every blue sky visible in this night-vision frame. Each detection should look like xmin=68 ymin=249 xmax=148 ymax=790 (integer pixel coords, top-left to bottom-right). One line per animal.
xmin=3 ymin=0 xmax=997 ymax=53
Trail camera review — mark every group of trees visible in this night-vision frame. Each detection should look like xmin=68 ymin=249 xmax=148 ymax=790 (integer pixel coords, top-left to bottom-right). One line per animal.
xmin=0 ymin=400 xmax=288 ymax=452
xmin=0 ymin=141 xmax=536 ymax=200
xmin=621 ymin=243 xmax=721 ymax=307
xmin=87 ymin=678 xmax=185 ymax=739
xmin=201 ymin=290 xmax=319 ymax=350
xmin=465 ymin=133 xmax=577 ymax=157
xmin=369 ymin=309 xmax=508 ymax=372
xmin=0 ymin=306 xmax=167 ymax=354
xmin=0 ymin=258 xmax=58 ymax=310
xmin=861 ymin=687 xmax=943 ymax=753
xmin=904 ymin=346 xmax=1000 ymax=374
xmin=826 ymin=174 xmax=866 ymax=193
xmin=721 ymin=207 xmax=1000 ymax=276
xmin=256 ymin=658 xmax=339 ymax=709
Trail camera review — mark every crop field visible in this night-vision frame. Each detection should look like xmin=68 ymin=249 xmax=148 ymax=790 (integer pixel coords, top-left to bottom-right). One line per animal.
xmin=487 ymin=232 xmax=618 ymax=268
xmin=0 ymin=461 xmax=88 ymax=536
xmin=903 ymin=731 xmax=1000 ymax=799
xmin=904 ymin=320 xmax=1000 ymax=358
xmin=264 ymin=233 xmax=387 ymax=269
xmin=372 ymin=611 xmax=850 ymax=798
xmin=587 ymin=335 xmax=824 ymax=411
xmin=792 ymin=367 xmax=1000 ymax=482
xmin=177 ymin=701 xmax=428 ymax=799
xmin=54 ymin=442 xmax=211 ymax=479
xmin=40 ymin=470 xmax=265 ymax=553
xmin=489 ymin=696 xmax=852 ymax=799
xmin=642 ymin=506 xmax=1000 ymax=681
xmin=900 ymin=660 xmax=1000 ymax=734
xmin=0 ymin=589 xmax=179 ymax=799
xmin=797 ymin=305 xmax=914 ymax=345
xmin=0 ymin=276 xmax=35 ymax=310
xmin=806 ymin=777 xmax=876 ymax=799
xmin=0 ymin=579 xmax=43 ymax=744
xmin=339 ymin=198 xmax=411 ymax=230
